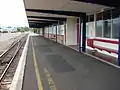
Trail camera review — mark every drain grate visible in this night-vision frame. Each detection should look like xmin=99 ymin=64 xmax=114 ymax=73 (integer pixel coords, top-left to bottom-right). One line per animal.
xmin=46 ymin=55 xmax=75 ymax=73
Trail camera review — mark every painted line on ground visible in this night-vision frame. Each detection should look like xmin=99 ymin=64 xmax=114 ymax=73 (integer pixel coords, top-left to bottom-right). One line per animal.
xmin=44 ymin=68 xmax=57 ymax=90
xmin=31 ymin=37 xmax=43 ymax=90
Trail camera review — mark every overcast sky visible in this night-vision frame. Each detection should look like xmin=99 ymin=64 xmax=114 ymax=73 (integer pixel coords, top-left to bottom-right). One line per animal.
xmin=0 ymin=0 xmax=28 ymax=27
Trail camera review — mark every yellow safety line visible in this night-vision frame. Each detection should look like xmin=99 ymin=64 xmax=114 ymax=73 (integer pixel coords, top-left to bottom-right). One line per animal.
xmin=44 ymin=68 xmax=57 ymax=90
xmin=31 ymin=37 xmax=43 ymax=90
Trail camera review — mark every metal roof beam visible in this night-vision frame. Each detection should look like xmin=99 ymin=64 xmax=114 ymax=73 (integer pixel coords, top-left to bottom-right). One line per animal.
xmin=29 ymin=22 xmax=56 ymax=28
xmin=28 ymin=19 xmax=58 ymax=23
xmin=27 ymin=16 xmax=66 ymax=21
xmin=26 ymin=9 xmax=84 ymax=17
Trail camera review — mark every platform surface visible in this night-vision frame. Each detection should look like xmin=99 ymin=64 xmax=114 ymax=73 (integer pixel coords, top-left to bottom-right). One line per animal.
xmin=22 ymin=36 xmax=120 ymax=90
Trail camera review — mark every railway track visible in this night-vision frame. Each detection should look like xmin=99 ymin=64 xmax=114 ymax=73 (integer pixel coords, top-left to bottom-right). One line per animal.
xmin=0 ymin=34 xmax=24 ymax=57
xmin=0 ymin=34 xmax=28 ymax=90
xmin=0 ymin=34 xmax=23 ymax=56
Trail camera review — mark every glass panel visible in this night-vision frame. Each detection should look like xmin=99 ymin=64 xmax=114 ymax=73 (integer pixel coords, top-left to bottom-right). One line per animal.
xmin=112 ymin=9 xmax=120 ymax=39
xmin=90 ymin=15 xmax=94 ymax=22
xmin=112 ymin=18 xmax=120 ymax=39
xmin=49 ymin=27 xmax=52 ymax=34
xmin=87 ymin=22 xmax=95 ymax=37
xmin=57 ymin=25 xmax=59 ymax=34
xmin=96 ymin=20 xmax=103 ymax=37
xmin=53 ymin=26 xmax=56 ymax=34
xmin=103 ymin=10 xmax=111 ymax=20
xmin=103 ymin=20 xmax=111 ymax=38
xmin=112 ymin=9 xmax=120 ymax=19
xmin=96 ymin=12 xmax=103 ymax=21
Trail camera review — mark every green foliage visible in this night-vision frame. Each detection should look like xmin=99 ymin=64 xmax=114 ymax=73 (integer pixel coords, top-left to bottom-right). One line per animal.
xmin=17 ymin=28 xmax=21 ymax=32
xmin=33 ymin=28 xmax=38 ymax=33
xmin=29 ymin=28 xmax=40 ymax=33
xmin=17 ymin=27 xmax=29 ymax=32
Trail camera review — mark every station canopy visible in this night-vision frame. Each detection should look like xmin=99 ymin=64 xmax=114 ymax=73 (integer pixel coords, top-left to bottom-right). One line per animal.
xmin=24 ymin=0 xmax=117 ymax=27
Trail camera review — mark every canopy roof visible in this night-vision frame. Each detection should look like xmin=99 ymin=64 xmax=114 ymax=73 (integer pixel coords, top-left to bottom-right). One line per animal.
xmin=24 ymin=0 xmax=116 ymax=27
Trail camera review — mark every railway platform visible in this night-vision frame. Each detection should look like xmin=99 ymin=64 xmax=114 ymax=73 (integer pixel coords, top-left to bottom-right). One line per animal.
xmin=21 ymin=35 xmax=120 ymax=90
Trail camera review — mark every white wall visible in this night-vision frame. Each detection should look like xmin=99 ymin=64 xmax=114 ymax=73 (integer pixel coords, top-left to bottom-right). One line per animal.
xmin=66 ymin=18 xmax=77 ymax=45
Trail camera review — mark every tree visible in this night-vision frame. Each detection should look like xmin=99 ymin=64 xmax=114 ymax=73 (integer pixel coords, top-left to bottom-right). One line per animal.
xmin=24 ymin=27 xmax=29 ymax=31
xmin=17 ymin=28 xmax=21 ymax=32
xmin=17 ymin=27 xmax=29 ymax=32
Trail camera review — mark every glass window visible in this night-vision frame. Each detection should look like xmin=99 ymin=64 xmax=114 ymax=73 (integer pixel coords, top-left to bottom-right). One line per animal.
xmin=103 ymin=10 xmax=111 ymax=20
xmin=96 ymin=12 xmax=103 ymax=21
xmin=111 ymin=9 xmax=120 ymax=39
xmin=96 ymin=20 xmax=103 ymax=37
xmin=53 ymin=26 xmax=56 ymax=34
xmin=103 ymin=20 xmax=111 ymax=38
xmin=112 ymin=18 xmax=120 ymax=39
xmin=86 ymin=16 xmax=89 ymax=22
xmin=87 ymin=22 xmax=95 ymax=37
xmin=112 ymin=9 xmax=120 ymax=19
xmin=60 ymin=25 xmax=65 ymax=35
xmin=89 ymin=15 xmax=94 ymax=22
xmin=49 ymin=26 xmax=52 ymax=34
xmin=102 ymin=10 xmax=112 ymax=38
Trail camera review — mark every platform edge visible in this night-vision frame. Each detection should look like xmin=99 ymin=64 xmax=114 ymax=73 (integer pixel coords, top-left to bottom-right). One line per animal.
xmin=10 ymin=34 xmax=30 ymax=90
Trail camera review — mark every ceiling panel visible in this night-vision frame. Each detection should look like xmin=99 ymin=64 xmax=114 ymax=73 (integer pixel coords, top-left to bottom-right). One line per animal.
xmin=24 ymin=0 xmax=70 ymax=10
xmin=62 ymin=1 xmax=110 ymax=13
xmin=24 ymin=0 xmax=110 ymax=14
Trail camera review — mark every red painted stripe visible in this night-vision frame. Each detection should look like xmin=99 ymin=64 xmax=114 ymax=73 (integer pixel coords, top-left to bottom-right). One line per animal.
xmin=94 ymin=38 xmax=118 ymax=44
xmin=93 ymin=46 xmax=118 ymax=54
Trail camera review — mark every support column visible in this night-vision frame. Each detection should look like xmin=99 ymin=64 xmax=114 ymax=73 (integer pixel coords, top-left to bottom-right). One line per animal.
xmin=42 ymin=27 xmax=45 ymax=36
xmin=56 ymin=24 xmax=58 ymax=42
xmin=94 ymin=13 xmax=96 ymax=37
xmin=82 ymin=13 xmax=86 ymax=52
xmin=52 ymin=25 xmax=54 ymax=40
xmin=66 ymin=17 xmax=77 ymax=46
xmin=78 ymin=17 xmax=81 ymax=52
xmin=64 ymin=22 xmax=66 ymax=45
xmin=118 ymin=22 xmax=120 ymax=65
xmin=48 ymin=26 xmax=49 ymax=39
xmin=50 ymin=26 xmax=52 ymax=39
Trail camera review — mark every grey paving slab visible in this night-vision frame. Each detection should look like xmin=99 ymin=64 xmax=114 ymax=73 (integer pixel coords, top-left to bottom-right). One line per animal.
xmin=22 ymin=37 xmax=38 ymax=90
xmin=23 ymin=36 xmax=120 ymax=90
xmin=46 ymin=54 xmax=76 ymax=73
xmin=22 ymin=37 xmax=51 ymax=90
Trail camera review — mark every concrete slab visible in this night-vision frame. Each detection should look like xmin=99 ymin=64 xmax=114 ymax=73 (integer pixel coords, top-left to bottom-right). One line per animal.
xmin=23 ymin=36 xmax=120 ymax=90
